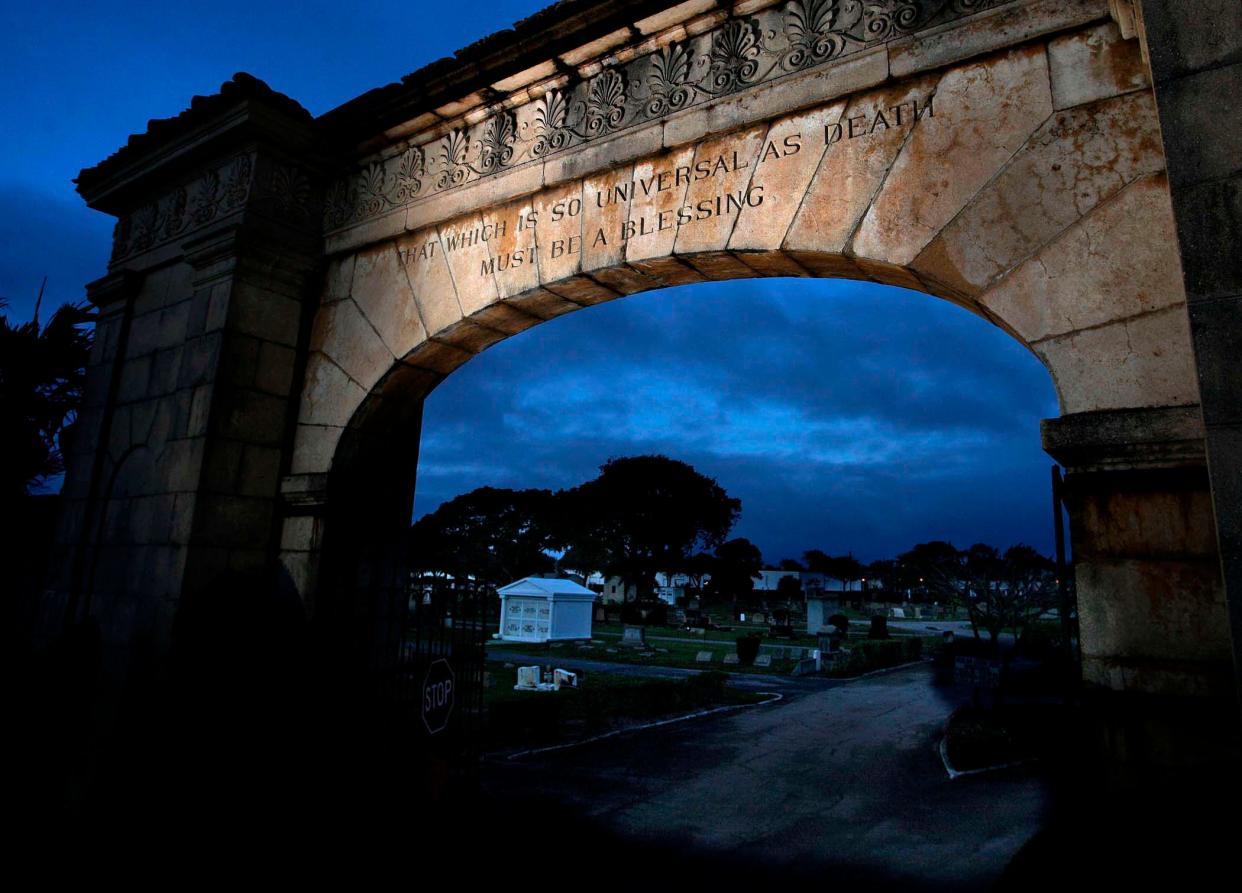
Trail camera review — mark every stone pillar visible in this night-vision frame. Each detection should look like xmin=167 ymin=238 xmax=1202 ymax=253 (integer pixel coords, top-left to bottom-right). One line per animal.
xmin=45 ymin=78 xmax=327 ymax=792
xmin=1137 ymin=0 xmax=1242 ymax=711
xmin=1044 ymin=406 xmax=1235 ymax=773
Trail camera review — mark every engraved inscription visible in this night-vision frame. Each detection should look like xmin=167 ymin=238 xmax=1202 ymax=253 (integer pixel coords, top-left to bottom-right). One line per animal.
xmin=397 ymin=91 xmax=934 ymax=285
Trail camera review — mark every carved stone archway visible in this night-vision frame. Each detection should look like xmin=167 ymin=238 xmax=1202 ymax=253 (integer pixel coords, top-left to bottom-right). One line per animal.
xmin=53 ymin=0 xmax=1241 ymax=784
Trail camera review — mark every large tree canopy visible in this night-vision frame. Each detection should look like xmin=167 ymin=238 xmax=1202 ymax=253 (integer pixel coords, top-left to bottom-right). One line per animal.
xmin=408 ymin=486 xmax=560 ymax=586
xmin=562 ymin=455 xmax=740 ymax=599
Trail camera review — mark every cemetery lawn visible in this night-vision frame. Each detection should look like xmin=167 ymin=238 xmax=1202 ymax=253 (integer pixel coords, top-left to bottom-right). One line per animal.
xmin=484 ymin=663 xmax=766 ymax=752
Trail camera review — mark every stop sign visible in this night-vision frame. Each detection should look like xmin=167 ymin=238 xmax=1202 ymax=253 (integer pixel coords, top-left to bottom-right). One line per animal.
xmin=421 ymin=658 xmax=455 ymax=735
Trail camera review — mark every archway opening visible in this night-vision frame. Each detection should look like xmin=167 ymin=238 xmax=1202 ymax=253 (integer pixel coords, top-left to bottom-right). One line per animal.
xmin=332 ymin=273 xmax=1070 ymax=886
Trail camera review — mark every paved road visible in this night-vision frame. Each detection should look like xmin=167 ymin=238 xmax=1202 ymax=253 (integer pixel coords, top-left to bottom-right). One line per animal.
xmin=483 ymin=662 xmax=1049 ymax=889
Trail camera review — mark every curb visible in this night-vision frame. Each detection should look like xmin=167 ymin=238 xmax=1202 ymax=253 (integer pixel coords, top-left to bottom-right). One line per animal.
xmin=937 ymin=735 xmax=1037 ymax=780
xmin=496 ymin=691 xmax=784 ymax=761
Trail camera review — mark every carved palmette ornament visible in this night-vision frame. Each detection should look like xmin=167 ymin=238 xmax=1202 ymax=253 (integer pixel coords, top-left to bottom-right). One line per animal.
xmin=532 ymin=89 xmax=572 ymax=157
xmin=111 ymin=153 xmax=255 ymax=261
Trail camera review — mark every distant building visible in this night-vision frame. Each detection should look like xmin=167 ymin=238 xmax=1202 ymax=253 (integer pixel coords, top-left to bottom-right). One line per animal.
xmin=497 ymin=577 xmax=596 ymax=642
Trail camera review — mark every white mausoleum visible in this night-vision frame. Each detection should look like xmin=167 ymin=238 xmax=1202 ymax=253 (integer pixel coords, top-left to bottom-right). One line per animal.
xmin=497 ymin=577 xmax=596 ymax=643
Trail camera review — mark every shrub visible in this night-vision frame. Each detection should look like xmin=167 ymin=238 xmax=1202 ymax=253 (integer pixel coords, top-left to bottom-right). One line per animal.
xmin=735 ymin=633 xmax=762 ymax=666
xmin=828 ymin=613 xmax=850 ymax=635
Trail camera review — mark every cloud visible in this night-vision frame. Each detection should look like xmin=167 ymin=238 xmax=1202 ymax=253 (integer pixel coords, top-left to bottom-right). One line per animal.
xmin=0 ymin=182 xmax=113 ymax=319
xmin=413 ymin=279 xmax=1059 ymax=563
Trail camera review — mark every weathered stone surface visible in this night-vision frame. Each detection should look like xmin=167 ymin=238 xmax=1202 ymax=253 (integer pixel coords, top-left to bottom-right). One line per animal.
xmin=1187 ymin=298 xmax=1242 ymax=428
xmin=396 ymin=232 xmax=460 ymax=338
xmin=1151 ymin=63 xmax=1242 ymax=189
xmin=979 ymin=174 xmax=1184 ymax=343
xmin=624 ymin=145 xmax=696 ymax=264
xmin=915 ymin=91 xmax=1166 ymax=297
xmin=544 ymin=275 xmax=618 ymax=306
xmin=784 ymin=77 xmax=936 ymax=255
xmin=1035 ymin=305 xmax=1200 ymax=413
xmin=438 ymin=213 xmax=501 ymax=316
xmin=504 ymin=287 xmax=581 ymax=320
xmin=291 ymin=423 xmax=343 ymax=475
xmin=729 ymin=107 xmax=842 ymax=252
xmin=352 ymin=244 xmax=427 ymax=356
xmin=300 ymin=352 xmax=368 ymax=427
xmin=673 ymin=125 xmax=766 ymax=255
xmin=681 ymin=251 xmax=755 ymax=280
xmin=854 ymin=45 xmax=1053 ymax=267
xmin=1139 ymin=0 xmax=1242 ymax=83
xmin=532 ymin=181 xmax=586 ymax=285
xmin=733 ymin=250 xmax=811 ymax=278
xmin=1047 ymin=21 xmax=1148 ymax=110
xmin=889 ymin=0 xmax=1109 ymax=78
xmin=308 ymin=298 xmax=395 ymax=391
xmin=484 ymin=196 xmax=541 ymax=299
xmin=583 ymin=164 xmax=635 ymax=272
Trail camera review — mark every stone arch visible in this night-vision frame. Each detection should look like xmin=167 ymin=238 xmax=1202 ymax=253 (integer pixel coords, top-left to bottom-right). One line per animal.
xmin=57 ymin=0 xmax=1240 ymax=800
xmin=285 ymin=21 xmax=1215 ymax=699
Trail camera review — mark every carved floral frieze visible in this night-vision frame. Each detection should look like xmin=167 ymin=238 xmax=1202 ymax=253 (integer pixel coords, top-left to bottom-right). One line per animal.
xmin=324 ymin=0 xmax=1015 ymax=230
xmin=110 ymin=154 xmax=321 ymax=262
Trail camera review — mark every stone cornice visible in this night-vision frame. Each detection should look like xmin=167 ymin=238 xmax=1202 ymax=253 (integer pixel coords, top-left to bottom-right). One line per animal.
xmin=1042 ymin=406 xmax=1207 ymax=472
xmin=76 ymin=74 xmax=317 ymax=216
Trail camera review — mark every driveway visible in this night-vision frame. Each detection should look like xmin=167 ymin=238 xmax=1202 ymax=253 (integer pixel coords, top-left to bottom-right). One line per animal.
xmin=482 ymin=663 xmax=1049 ymax=889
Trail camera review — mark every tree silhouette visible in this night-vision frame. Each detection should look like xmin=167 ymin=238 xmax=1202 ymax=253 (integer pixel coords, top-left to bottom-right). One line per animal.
xmin=0 ymin=295 xmax=94 ymax=500
xmin=564 ymin=455 xmax=740 ymax=600
xmin=408 ymin=486 xmax=559 ymax=586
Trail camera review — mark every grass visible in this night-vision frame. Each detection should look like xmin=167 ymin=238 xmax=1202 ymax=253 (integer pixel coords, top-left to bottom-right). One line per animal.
xmin=484 ymin=664 xmax=766 ymax=751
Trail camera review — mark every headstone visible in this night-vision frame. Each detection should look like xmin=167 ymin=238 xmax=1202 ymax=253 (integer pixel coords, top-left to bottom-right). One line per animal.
xmin=621 ymin=625 xmax=647 ymax=648
xmin=515 ymin=665 xmax=540 ymax=690
xmin=594 ymin=606 xmax=607 ymax=622
xmin=695 ymin=651 xmax=714 ymax=663
xmin=792 ymin=657 xmax=819 ymax=677
xmin=787 ymin=647 xmax=804 ymax=660
xmin=752 ymin=611 xmax=766 ymax=624
xmin=892 ymin=607 xmax=906 ymax=619
xmin=723 ymin=653 xmax=740 ymax=665
xmin=754 ymin=654 xmax=772 ymax=668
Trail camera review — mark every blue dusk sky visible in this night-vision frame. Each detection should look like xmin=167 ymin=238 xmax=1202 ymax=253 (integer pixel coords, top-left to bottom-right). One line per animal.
xmin=1 ymin=1 xmax=1060 ymax=563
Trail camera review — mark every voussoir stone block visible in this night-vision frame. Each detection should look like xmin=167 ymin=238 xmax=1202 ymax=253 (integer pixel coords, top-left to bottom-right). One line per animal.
xmin=397 ymin=231 xmax=462 ymax=339
xmin=352 ymin=243 xmax=428 ymax=357
xmin=853 ymin=45 xmax=1053 ymax=268
xmin=914 ymin=90 xmax=1166 ymax=297
xmin=1034 ymin=305 xmax=1200 ymax=414
xmin=438 ymin=213 xmax=502 ymax=317
xmin=783 ymin=76 xmax=937 ymax=256
xmin=729 ymin=107 xmax=840 ymax=253
xmin=307 ymin=297 xmax=395 ymax=392
xmin=978 ymin=173 xmax=1184 ymax=343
